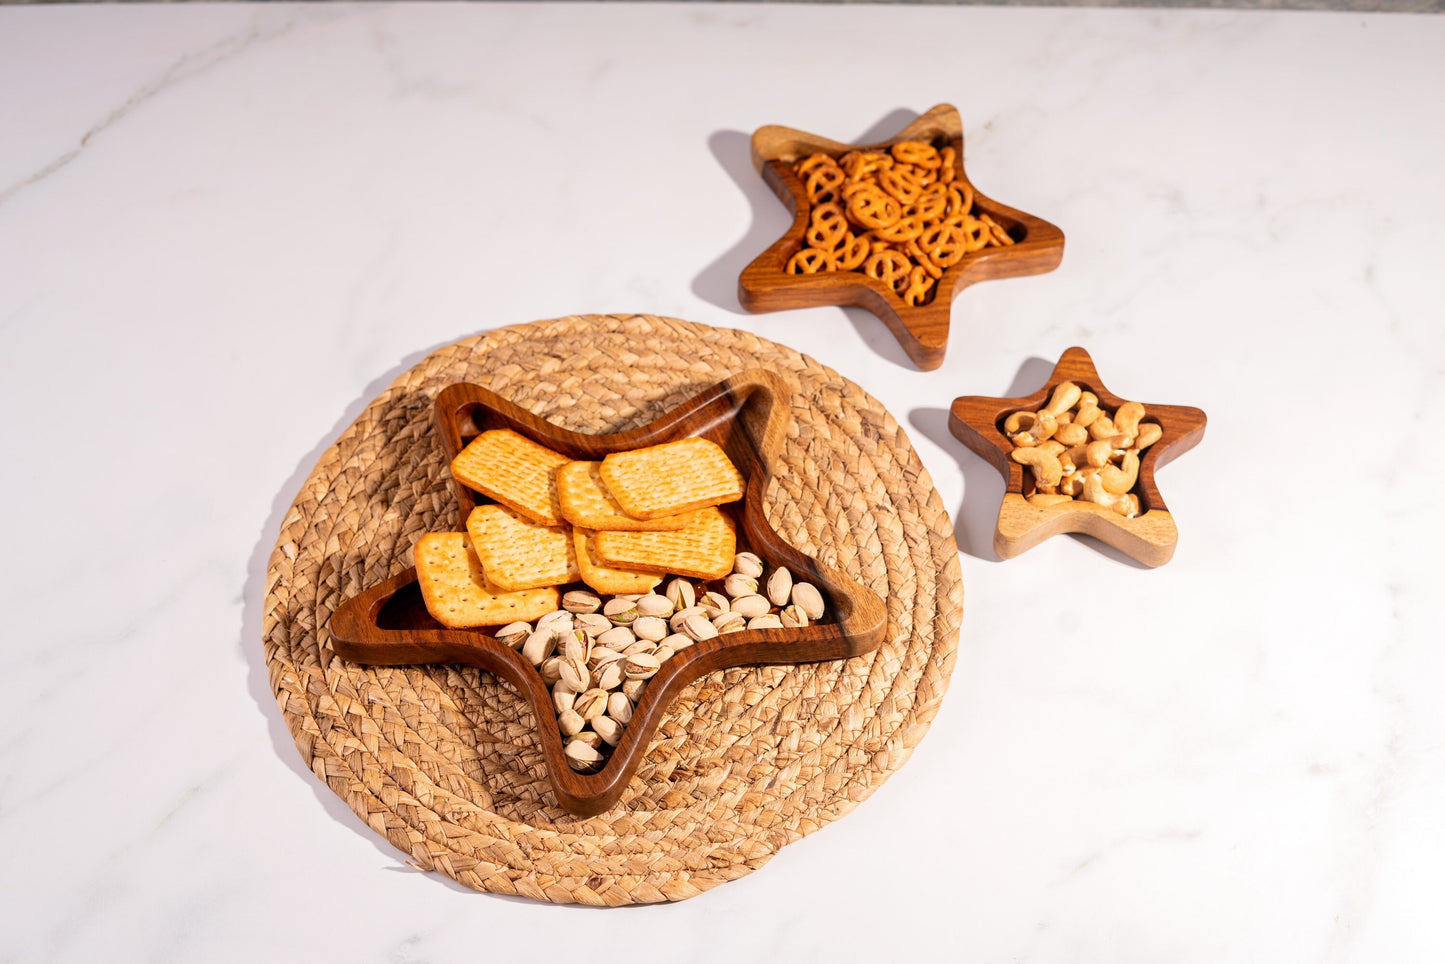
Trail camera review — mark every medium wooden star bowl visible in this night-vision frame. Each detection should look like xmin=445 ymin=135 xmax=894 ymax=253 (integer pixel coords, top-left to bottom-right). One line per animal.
xmin=738 ymin=103 xmax=1065 ymax=370
xmin=328 ymin=369 xmax=888 ymax=816
xmin=948 ymin=347 xmax=1207 ymax=567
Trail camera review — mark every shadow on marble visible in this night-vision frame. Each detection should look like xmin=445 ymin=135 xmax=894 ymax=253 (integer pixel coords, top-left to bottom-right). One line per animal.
xmin=691 ymin=108 xmax=921 ymax=318
xmin=239 ymin=339 xmax=457 ymax=871
xmin=908 ymin=355 xmax=1151 ymax=568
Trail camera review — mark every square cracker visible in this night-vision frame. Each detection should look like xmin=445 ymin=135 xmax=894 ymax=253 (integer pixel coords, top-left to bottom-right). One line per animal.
xmin=465 ymin=504 xmax=579 ymax=591
xmin=413 ymin=532 xmax=559 ymax=629
xmin=598 ymin=437 xmax=744 ymax=521
xmin=450 ymin=428 xmax=569 ymax=526
xmin=593 ymin=506 xmax=737 ymax=581
xmin=556 ymin=460 xmax=696 ymax=532
xmin=573 ymin=528 xmax=663 ymax=595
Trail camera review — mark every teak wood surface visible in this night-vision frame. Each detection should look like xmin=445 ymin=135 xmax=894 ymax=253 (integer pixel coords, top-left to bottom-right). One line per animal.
xmin=738 ymin=104 xmax=1065 ymax=371
xmin=948 ymin=347 xmax=1208 ymax=567
xmin=328 ymin=370 xmax=889 ymax=816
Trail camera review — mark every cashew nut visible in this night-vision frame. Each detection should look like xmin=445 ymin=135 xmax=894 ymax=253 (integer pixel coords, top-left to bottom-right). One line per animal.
xmin=1037 ymin=439 xmax=1067 ymax=457
xmin=1011 ymin=446 xmax=1063 ymax=486
xmin=1085 ymin=439 xmax=1114 ymax=468
xmin=1059 ymin=465 xmax=1096 ymax=497
xmin=1054 ymin=422 xmax=1089 ymax=447
xmin=1041 ymin=381 xmax=1082 ymax=418
xmin=1097 ymin=450 xmax=1140 ymax=495
xmin=1081 ymin=473 xmax=1141 ymax=517
xmin=1088 ymin=413 xmax=1118 ymax=440
xmin=1134 ymin=423 xmax=1162 ymax=451
xmin=1113 ymin=401 xmax=1145 ymax=439
xmin=1073 ymin=392 xmax=1101 ymax=428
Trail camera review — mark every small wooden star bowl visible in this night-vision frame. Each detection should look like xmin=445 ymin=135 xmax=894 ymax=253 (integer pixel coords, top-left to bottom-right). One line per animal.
xmin=738 ymin=103 xmax=1065 ymax=371
xmin=948 ymin=347 xmax=1207 ymax=567
xmin=328 ymin=369 xmax=888 ymax=816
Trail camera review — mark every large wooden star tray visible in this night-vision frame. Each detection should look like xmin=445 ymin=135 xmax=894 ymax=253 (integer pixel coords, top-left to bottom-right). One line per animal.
xmin=328 ymin=369 xmax=888 ymax=815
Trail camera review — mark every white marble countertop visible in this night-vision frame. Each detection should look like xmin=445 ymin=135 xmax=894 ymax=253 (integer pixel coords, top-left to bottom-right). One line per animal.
xmin=3 ymin=3 xmax=1442 ymax=961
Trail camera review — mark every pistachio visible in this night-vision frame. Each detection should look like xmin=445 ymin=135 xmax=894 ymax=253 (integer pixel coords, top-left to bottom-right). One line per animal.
xmin=723 ymin=572 xmax=758 ymax=598
xmin=635 ymin=594 xmax=673 ymax=618
xmin=573 ymin=612 xmax=612 ymax=637
xmin=553 ymin=687 xmax=577 ymax=716
xmin=494 ymin=621 xmax=532 ymax=649
xmin=653 ymin=643 xmax=676 ymax=663
xmin=791 ymin=582 xmax=825 ymax=620
xmin=569 ymin=730 xmax=604 ymax=752
xmin=588 ymin=646 xmax=623 ymax=668
xmin=521 ymin=629 xmax=554 ymax=666
xmin=595 ymin=660 xmax=625 ymax=691
xmin=633 ymin=615 xmax=668 ymax=642
xmin=669 ymin=605 xmax=707 ymax=632
xmin=558 ymin=707 xmax=586 ymax=737
xmin=665 ymin=577 xmax=696 ymax=613
xmin=730 ymin=593 xmax=771 ymax=619
xmin=537 ymin=609 xmax=574 ymax=636
xmin=602 ymin=597 xmax=638 ymax=625
xmin=662 ymin=631 xmax=696 ymax=652
xmin=607 ymin=691 xmax=633 ymax=724
xmin=540 ymin=656 xmax=565 ymax=686
xmin=733 ymin=552 xmax=764 ymax=578
xmin=698 ymin=591 xmax=730 ymax=618
xmin=622 ymin=638 xmax=655 ymax=656
xmin=562 ymin=629 xmax=592 ymax=664
xmin=766 ymin=566 xmax=794 ymax=607
xmin=592 ymin=715 xmax=623 ymax=746
xmin=562 ymin=590 xmax=602 ymax=614
xmin=597 ymin=625 xmax=636 ymax=650
xmin=712 ymin=611 xmax=746 ymax=634
xmin=682 ymin=614 xmax=719 ymax=642
xmin=621 ymin=678 xmax=646 ymax=702
xmin=624 ymin=653 xmax=661 ymax=679
xmin=558 ymin=655 xmax=590 ymax=692
xmin=748 ymin=614 xmax=784 ymax=630
xmin=575 ymin=688 xmax=609 ymax=721
xmin=780 ymin=604 xmax=809 ymax=629
xmin=565 ymin=742 xmax=603 ymax=771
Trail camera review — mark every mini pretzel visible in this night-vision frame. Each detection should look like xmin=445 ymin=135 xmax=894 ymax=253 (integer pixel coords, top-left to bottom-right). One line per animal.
xmin=805 ymin=165 xmax=845 ymax=204
xmin=786 ymin=247 xmax=834 ymax=274
xmin=805 ymin=202 xmax=848 ymax=249
xmin=874 ymin=215 xmax=924 ymax=243
xmin=795 ymin=153 xmax=839 ymax=179
xmin=907 ymin=185 xmax=948 ymax=222
xmin=901 ymin=265 xmax=936 ymax=306
xmin=950 ymin=215 xmax=990 ymax=252
xmin=863 ymin=249 xmax=912 ymax=292
xmin=878 ymin=166 xmax=926 ymax=205
xmin=979 ymin=213 xmax=1015 ymax=246
xmin=848 ymin=187 xmax=902 ymax=230
xmin=835 ymin=232 xmax=870 ymax=270
xmin=892 ymin=140 xmax=941 ymax=170
xmin=938 ymin=147 xmax=957 ymax=183
xmin=841 ymin=151 xmax=893 ymax=180
xmin=945 ymin=182 xmax=975 ymax=218
xmin=918 ymin=221 xmax=967 ymax=267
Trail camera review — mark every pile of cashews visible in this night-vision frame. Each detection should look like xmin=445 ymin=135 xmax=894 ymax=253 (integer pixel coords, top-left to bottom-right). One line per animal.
xmin=1004 ymin=381 xmax=1162 ymax=518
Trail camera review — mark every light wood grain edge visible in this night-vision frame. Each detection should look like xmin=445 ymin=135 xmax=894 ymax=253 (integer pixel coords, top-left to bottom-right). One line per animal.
xmin=995 ymin=494 xmax=1179 ymax=567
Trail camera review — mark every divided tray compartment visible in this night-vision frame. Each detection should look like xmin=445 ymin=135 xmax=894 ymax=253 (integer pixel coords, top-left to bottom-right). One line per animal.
xmin=328 ymin=368 xmax=888 ymax=816
xmin=738 ymin=103 xmax=1065 ymax=371
xmin=948 ymin=346 xmax=1208 ymax=567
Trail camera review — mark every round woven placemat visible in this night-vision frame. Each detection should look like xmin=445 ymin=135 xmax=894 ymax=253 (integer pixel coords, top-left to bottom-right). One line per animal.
xmin=263 ymin=314 xmax=962 ymax=904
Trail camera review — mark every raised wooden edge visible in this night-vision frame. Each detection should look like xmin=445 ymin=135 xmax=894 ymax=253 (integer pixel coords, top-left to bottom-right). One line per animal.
xmin=947 ymin=346 xmax=1207 ymax=567
xmin=737 ymin=104 xmax=1065 ymax=371
xmin=326 ymin=370 xmax=889 ymax=816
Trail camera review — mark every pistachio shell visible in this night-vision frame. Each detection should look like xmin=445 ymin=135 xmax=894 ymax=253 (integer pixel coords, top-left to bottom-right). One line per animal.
xmin=733 ymin=552 xmax=764 ymax=578
xmin=730 ymin=594 xmax=771 ymax=619
xmin=562 ymin=590 xmax=602 ymax=614
xmin=766 ymin=567 xmax=794 ymax=607
xmin=791 ymin=582 xmax=825 ymax=620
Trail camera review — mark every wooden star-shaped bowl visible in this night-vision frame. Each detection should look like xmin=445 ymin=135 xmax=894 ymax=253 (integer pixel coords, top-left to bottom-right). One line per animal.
xmin=328 ymin=369 xmax=889 ymax=816
xmin=737 ymin=103 xmax=1065 ymax=371
xmin=948 ymin=346 xmax=1207 ymax=567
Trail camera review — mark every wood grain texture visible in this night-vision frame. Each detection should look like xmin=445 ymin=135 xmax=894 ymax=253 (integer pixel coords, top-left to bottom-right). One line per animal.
xmin=948 ymin=346 xmax=1207 ymax=567
xmin=738 ymin=104 xmax=1065 ymax=370
xmin=329 ymin=369 xmax=889 ymax=816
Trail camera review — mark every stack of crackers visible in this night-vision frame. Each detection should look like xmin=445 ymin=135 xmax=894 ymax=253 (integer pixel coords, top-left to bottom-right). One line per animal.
xmin=414 ymin=429 xmax=745 ymax=629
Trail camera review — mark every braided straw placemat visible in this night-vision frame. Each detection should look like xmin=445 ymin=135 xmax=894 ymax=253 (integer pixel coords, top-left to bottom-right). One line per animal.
xmin=263 ymin=314 xmax=962 ymax=904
